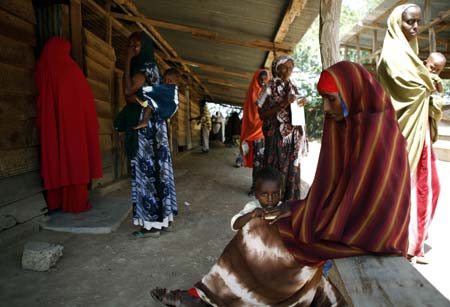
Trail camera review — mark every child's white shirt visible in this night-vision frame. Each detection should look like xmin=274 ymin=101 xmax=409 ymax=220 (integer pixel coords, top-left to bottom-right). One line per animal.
xmin=230 ymin=200 xmax=281 ymax=231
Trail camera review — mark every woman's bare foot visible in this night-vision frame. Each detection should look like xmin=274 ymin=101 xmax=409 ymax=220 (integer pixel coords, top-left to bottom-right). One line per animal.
xmin=407 ymin=254 xmax=429 ymax=265
xmin=150 ymin=288 xmax=208 ymax=307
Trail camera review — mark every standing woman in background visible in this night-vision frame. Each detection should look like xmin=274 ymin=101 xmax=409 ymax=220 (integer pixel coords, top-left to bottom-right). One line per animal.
xmin=240 ymin=69 xmax=269 ymax=195
xmin=377 ymin=4 xmax=441 ymax=263
xmin=35 ymin=37 xmax=102 ymax=213
xmin=257 ymin=55 xmax=306 ymax=201
xmin=122 ymin=31 xmax=177 ymax=238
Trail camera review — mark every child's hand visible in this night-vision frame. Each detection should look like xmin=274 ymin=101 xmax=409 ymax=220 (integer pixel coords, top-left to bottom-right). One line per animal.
xmin=251 ymin=208 xmax=264 ymax=219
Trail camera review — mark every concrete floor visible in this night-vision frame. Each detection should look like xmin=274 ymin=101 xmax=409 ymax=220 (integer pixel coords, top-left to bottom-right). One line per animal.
xmin=0 ymin=143 xmax=449 ymax=306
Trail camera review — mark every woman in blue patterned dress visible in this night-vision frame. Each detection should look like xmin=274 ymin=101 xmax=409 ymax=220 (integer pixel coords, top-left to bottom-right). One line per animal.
xmin=123 ymin=31 xmax=177 ymax=237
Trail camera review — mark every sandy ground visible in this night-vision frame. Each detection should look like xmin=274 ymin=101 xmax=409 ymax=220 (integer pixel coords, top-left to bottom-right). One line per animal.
xmin=0 ymin=143 xmax=449 ymax=306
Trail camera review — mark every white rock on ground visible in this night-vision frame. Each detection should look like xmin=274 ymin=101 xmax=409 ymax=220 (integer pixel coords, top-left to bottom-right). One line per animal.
xmin=22 ymin=241 xmax=64 ymax=272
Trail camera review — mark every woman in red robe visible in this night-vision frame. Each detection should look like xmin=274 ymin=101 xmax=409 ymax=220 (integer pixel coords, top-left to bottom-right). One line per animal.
xmin=35 ymin=37 xmax=102 ymax=213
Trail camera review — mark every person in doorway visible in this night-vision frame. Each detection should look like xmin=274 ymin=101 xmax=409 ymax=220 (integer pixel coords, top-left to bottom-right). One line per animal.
xmin=192 ymin=100 xmax=212 ymax=153
xmin=257 ymin=55 xmax=306 ymax=201
xmin=377 ymin=4 xmax=442 ymax=264
xmin=121 ymin=31 xmax=177 ymax=237
xmin=149 ymin=61 xmax=411 ymax=306
xmin=211 ymin=111 xmax=225 ymax=142
xmin=35 ymin=37 xmax=103 ymax=213
xmin=240 ymin=69 xmax=269 ymax=195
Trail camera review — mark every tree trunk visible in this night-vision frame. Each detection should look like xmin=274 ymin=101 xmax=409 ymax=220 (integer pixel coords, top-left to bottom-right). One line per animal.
xmin=319 ymin=0 xmax=342 ymax=69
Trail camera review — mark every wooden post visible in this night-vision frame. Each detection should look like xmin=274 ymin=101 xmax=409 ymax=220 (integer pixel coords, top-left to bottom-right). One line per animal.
xmin=105 ymin=0 xmax=112 ymax=45
xmin=424 ymin=0 xmax=436 ymax=52
xmin=356 ymin=34 xmax=361 ymax=63
xmin=372 ymin=30 xmax=378 ymax=64
xmin=319 ymin=0 xmax=343 ymax=69
xmin=69 ymin=0 xmax=83 ymax=69
xmin=185 ymin=86 xmax=192 ymax=150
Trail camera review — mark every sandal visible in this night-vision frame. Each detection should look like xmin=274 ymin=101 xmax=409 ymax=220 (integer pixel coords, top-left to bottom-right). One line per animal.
xmin=132 ymin=229 xmax=160 ymax=238
xmin=150 ymin=288 xmax=208 ymax=307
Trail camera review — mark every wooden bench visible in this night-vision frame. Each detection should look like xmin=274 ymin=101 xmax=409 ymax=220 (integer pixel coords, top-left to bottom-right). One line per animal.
xmin=328 ymin=255 xmax=450 ymax=306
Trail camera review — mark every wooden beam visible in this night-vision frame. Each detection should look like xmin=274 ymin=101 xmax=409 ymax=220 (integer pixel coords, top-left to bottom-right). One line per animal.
xmin=341 ymin=0 xmax=408 ymax=44
xmin=353 ymin=23 xmax=448 ymax=45
xmin=419 ymin=9 xmax=450 ymax=34
xmin=70 ymin=0 xmax=83 ymax=69
xmin=263 ymin=0 xmax=307 ymax=68
xmin=372 ymin=30 xmax=378 ymax=64
xmin=105 ymin=0 xmax=112 ymax=45
xmin=356 ymin=34 xmax=360 ymax=62
xmin=319 ymin=0 xmax=342 ymax=69
xmin=82 ymin=0 xmax=130 ymax=37
xmin=111 ymin=13 xmax=294 ymax=53
xmin=197 ymin=75 xmax=248 ymax=89
xmin=424 ymin=0 xmax=436 ymax=53
xmin=160 ymin=55 xmax=253 ymax=80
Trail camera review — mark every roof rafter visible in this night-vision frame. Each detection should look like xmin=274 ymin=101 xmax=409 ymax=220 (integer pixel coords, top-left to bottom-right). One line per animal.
xmin=111 ymin=13 xmax=294 ymax=53
xmin=159 ymin=55 xmax=253 ymax=80
xmin=263 ymin=0 xmax=307 ymax=68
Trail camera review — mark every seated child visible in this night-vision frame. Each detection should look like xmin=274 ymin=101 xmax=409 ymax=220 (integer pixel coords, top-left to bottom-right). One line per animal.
xmin=230 ymin=166 xmax=283 ymax=231
xmin=424 ymin=52 xmax=446 ymax=93
xmin=151 ymin=166 xmax=345 ymax=306
xmin=134 ymin=68 xmax=181 ymax=129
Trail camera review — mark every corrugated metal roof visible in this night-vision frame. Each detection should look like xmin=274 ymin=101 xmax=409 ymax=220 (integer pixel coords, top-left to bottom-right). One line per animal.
xmin=130 ymin=0 xmax=319 ymax=105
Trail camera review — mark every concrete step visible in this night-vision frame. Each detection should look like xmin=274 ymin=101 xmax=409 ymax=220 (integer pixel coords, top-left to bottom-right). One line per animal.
xmin=40 ymin=190 xmax=131 ymax=234
xmin=433 ymin=139 xmax=450 ymax=162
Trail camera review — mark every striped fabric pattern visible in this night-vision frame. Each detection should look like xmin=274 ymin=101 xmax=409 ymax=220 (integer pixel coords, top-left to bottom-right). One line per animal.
xmin=279 ymin=62 xmax=411 ymax=266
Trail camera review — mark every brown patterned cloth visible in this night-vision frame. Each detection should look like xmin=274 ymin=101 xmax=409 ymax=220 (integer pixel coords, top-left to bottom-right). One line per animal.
xmin=193 ymin=218 xmax=347 ymax=306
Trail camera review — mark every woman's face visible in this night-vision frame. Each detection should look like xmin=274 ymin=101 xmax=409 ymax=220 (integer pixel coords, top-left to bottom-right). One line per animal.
xmin=257 ymin=74 xmax=268 ymax=87
xmin=320 ymin=92 xmax=344 ymax=121
xmin=128 ymin=37 xmax=142 ymax=57
xmin=401 ymin=6 xmax=421 ymax=42
xmin=277 ymin=60 xmax=294 ymax=81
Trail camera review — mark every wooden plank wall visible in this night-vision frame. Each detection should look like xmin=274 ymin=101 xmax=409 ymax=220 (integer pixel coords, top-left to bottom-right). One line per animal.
xmin=83 ymin=29 xmax=117 ymax=188
xmin=113 ymin=69 xmax=129 ymax=178
xmin=190 ymin=97 xmax=201 ymax=147
xmin=0 ymin=0 xmax=47 ymax=237
xmin=177 ymin=93 xmax=187 ymax=147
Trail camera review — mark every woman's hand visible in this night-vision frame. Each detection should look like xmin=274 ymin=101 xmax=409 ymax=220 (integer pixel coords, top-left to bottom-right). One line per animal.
xmin=125 ymin=45 xmax=138 ymax=61
xmin=296 ymin=97 xmax=307 ymax=107
xmin=264 ymin=202 xmax=292 ymax=224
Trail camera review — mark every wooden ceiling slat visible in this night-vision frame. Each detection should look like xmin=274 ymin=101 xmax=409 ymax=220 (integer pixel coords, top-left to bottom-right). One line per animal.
xmin=111 ymin=12 xmax=293 ymax=53
xmin=160 ymin=55 xmax=253 ymax=80
xmin=264 ymin=0 xmax=307 ymax=68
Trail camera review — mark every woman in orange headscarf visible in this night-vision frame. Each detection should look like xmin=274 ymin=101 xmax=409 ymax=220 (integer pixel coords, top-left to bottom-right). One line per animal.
xmin=240 ymin=69 xmax=269 ymax=195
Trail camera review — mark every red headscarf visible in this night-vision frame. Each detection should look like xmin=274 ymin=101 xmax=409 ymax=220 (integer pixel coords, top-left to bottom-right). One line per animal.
xmin=240 ymin=69 xmax=269 ymax=167
xmin=278 ymin=61 xmax=411 ymax=266
xmin=317 ymin=70 xmax=339 ymax=93
xmin=35 ymin=37 xmax=102 ymax=190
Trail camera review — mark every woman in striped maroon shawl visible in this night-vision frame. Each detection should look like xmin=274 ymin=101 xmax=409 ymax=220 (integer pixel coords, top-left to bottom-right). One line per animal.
xmin=151 ymin=62 xmax=411 ymax=306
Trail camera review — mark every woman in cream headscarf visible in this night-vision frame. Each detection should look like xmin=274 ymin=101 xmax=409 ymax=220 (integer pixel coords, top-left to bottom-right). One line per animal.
xmin=377 ymin=4 xmax=441 ymax=263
